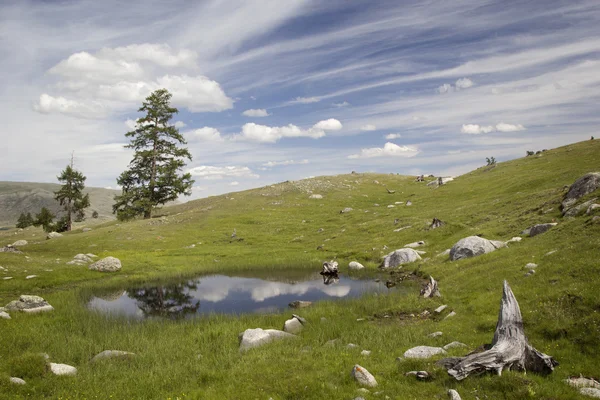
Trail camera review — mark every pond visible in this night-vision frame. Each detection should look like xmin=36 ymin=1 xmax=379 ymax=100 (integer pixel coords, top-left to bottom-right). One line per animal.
xmin=88 ymin=270 xmax=394 ymax=319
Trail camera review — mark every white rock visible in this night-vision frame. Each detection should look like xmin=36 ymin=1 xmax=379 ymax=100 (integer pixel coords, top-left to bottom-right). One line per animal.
xmin=444 ymin=311 xmax=457 ymax=320
xmin=89 ymin=257 xmax=121 ymax=272
xmin=448 ymin=389 xmax=462 ymax=400
xmin=349 ymin=261 xmax=365 ymax=270
xmin=381 ymin=248 xmax=421 ymax=269
xmin=73 ymin=254 xmax=93 ymax=262
xmin=443 ymin=341 xmax=467 ymax=350
xmin=91 ymin=350 xmax=136 ymax=362
xmin=393 ymin=225 xmax=412 ymax=232
xmin=525 ymin=263 xmax=538 ymax=269
xmin=10 ymin=377 xmax=26 ymax=385
xmin=581 ymin=388 xmax=600 ymax=398
xmin=340 ymin=207 xmax=353 ymax=213
xmin=3 ymin=277 xmax=12 ymax=280
xmin=403 ymin=346 xmax=447 ymax=359
xmin=434 ymin=305 xmax=448 ymax=313
xmin=49 ymin=363 xmax=77 ymax=376
xmin=361 ymin=350 xmax=371 ymax=356
xmin=309 ymin=194 xmax=323 ymax=199
xmin=437 ymin=249 xmax=451 ymax=257
xmin=25 ymin=275 xmax=37 ymax=279
xmin=387 ymin=205 xmax=395 ymax=208
xmin=0 ymin=311 xmax=10 ymax=319
xmin=507 ymin=237 xmax=522 ymax=243
xmin=46 ymin=232 xmax=63 ymax=239
xmin=449 ymin=236 xmax=502 ymax=261
xmin=86 ymin=253 xmax=98 ymax=258
xmin=283 ymin=317 xmax=304 ymax=334
xmin=351 ymin=364 xmax=378 ymax=387
xmin=427 ymin=331 xmax=443 ymax=338
xmin=404 ymin=241 xmax=425 ymax=248
xmin=11 ymin=240 xmax=28 ymax=247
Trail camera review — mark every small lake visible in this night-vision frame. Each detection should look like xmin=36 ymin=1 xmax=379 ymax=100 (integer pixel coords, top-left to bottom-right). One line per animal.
xmin=88 ymin=270 xmax=393 ymax=319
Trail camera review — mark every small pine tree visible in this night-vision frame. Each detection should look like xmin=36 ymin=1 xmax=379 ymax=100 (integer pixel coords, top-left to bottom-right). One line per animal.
xmin=486 ymin=157 xmax=497 ymax=166
xmin=113 ymin=89 xmax=194 ymax=220
xmin=54 ymin=155 xmax=90 ymax=231
xmin=92 ymin=210 xmax=99 ymax=219
xmin=16 ymin=212 xmax=34 ymax=229
xmin=34 ymin=207 xmax=56 ymax=232
xmin=526 ymin=151 xmax=534 ymax=156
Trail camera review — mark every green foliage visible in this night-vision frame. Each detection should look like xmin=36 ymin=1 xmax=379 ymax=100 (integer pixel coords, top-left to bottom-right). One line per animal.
xmin=526 ymin=150 xmax=535 ymax=156
xmin=15 ymin=212 xmax=34 ymax=228
xmin=33 ymin=207 xmax=56 ymax=232
xmin=113 ymin=89 xmax=194 ymax=221
xmin=92 ymin=210 xmax=99 ymax=219
xmin=54 ymin=162 xmax=90 ymax=231
xmin=7 ymin=353 xmax=47 ymax=379
xmin=486 ymin=156 xmax=497 ymax=165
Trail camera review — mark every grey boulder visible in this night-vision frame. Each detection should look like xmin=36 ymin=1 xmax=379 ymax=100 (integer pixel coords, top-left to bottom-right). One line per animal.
xmin=89 ymin=257 xmax=121 ymax=272
xmin=239 ymin=328 xmax=296 ymax=351
xmin=11 ymin=240 xmax=28 ymax=247
xmin=49 ymin=363 xmax=77 ymax=376
xmin=351 ymin=364 xmax=378 ymax=387
xmin=449 ymin=236 xmax=504 ymax=261
xmin=0 ymin=311 xmax=10 ymax=319
xmin=403 ymin=346 xmax=447 ymax=359
xmin=348 ymin=261 xmax=365 ymax=270
xmin=46 ymin=232 xmax=63 ymax=239
xmin=5 ymin=295 xmax=53 ymax=313
xmin=10 ymin=377 xmax=26 ymax=385
xmin=381 ymin=248 xmax=421 ymax=269
xmin=283 ymin=315 xmax=305 ymax=334
xmin=564 ymin=198 xmax=598 ymax=217
xmin=529 ymin=223 xmax=558 ymax=237
xmin=562 ymin=172 xmax=600 ymax=210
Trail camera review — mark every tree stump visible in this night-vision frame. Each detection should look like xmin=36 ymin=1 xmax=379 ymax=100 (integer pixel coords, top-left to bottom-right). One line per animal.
xmin=441 ymin=281 xmax=557 ymax=380
xmin=430 ymin=218 xmax=445 ymax=230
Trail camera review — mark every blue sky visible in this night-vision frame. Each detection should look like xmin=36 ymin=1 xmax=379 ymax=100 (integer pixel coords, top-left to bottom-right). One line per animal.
xmin=1 ymin=0 xmax=599 ymax=198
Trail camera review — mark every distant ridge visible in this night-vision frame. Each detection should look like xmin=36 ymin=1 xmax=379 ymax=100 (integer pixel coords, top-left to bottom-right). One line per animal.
xmin=0 ymin=181 xmax=120 ymax=227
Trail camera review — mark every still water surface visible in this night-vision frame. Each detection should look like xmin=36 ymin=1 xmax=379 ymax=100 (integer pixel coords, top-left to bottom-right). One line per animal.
xmin=88 ymin=270 xmax=393 ymax=319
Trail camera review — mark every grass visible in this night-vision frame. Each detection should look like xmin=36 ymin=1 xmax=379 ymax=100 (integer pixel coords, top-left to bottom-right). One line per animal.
xmin=0 ymin=139 xmax=599 ymax=399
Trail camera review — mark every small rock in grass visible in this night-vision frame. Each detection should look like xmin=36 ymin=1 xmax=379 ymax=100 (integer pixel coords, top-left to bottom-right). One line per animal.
xmin=580 ymin=388 xmax=600 ymax=398
xmin=283 ymin=315 xmax=305 ymax=334
xmin=405 ymin=370 xmax=430 ymax=380
xmin=91 ymin=350 xmax=136 ymax=362
xmin=351 ymin=364 xmax=378 ymax=387
xmin=428 ymin=331 xmax=443 ymax=338
xmin=443 ymin=342 xmax=467 ymax=350
xmin=444 ymin=311 xmax=457 ymax=320
xmin=0 ymin=311 xmax=10 ymax=319
xmin=529 ymin=223 xmax=558 ymax=237
xmin=525 ymin=263 xmax=538 ymax=269
xmin=349 ymin=261 xmax=365 ymax=270
xmin=347 ymin=343 xmax=358 ymax=349
xmin=434 ymin=305 xmax=448 ymax=313
xmin=403 ymin=346 xmax=447 ymax=359
xmin=10 ymin=377 xmax=26 ymax=385
xmin=3 ymin=277 xmax=13 ymax=280
xmin=11 ymin=240 xmax=28 ymax=247
xmin=289 ymin=300 xmax=312 ymax=308
xmin=565 ymin=376 xmax=600 ymax=389
xmin=89 ymin=257 xmax=121 ymax=272
xmin=448 ymin=389 xmax=462 ymax=400
xmin=25 ymin=275 xmax=37 ymax=279
xmin=49 ymin=363 xmax=77 ymax=376
xmin=361 ymin=350 xmax=371 ymax=356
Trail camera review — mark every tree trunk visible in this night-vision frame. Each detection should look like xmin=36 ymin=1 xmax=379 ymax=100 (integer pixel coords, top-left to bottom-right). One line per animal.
xmin=440 ymin=281 xmax=558 ymax=380
xmin=420 ymin=276 xmax=441 ymax=297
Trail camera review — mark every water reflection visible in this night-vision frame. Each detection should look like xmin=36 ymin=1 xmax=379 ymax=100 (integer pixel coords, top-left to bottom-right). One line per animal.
xmin=88 ymin=271 xmax=391 ymax=319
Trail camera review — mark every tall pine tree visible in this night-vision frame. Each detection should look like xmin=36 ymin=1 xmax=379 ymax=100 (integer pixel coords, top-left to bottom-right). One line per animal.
xmin=54 ymin=155 xmax=90 ymax=231
xmin=113 ymin=89 xmax=194 ymax=220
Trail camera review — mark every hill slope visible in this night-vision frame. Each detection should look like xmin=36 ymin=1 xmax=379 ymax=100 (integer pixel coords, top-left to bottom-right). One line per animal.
xmin=0 ymin=139 xmax=599 ymax=399
xmin=0 ymin=182 xmax=120 ymax=226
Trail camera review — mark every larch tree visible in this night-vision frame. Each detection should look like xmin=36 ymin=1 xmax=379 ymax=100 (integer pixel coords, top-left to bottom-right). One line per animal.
xmin=54 ymin=155 xmax=90 ymax=231
xmin=113 ymin=89 xmax=194 ymax=220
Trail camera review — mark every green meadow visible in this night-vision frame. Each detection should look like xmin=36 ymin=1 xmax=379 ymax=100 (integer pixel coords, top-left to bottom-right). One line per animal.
xmin=1 ymin=139 xmax=599 ymax=399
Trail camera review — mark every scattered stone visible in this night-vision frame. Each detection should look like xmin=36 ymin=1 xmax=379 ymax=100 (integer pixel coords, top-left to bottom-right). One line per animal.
xmin=449 ymin=236 xmax=503 ymax=261
xmin=565 ymin=376 xmax=600 ymax=389
xmin=10 ymin=377 xmax=26 ymax=385
xmin=361 ymin=350 xmax=371 ymax=356
xmin=564 ymin=198 xmax=598 ymax=217
xmin=592 ymin=216 xmax=600 ymax=224
xmin=5 ymin=295 xmax=53 ymax=313
xmin=387 ymin=205 xmax=395 ymax=208
xmin=340 ymin=207 xmax=353 ymax=214
xmin=349 ymin=261 xmax=365 ymax=270
xmin=283 ymin=315 xmax=305 ymax=334
xmin=443 ymin=342 xmax=467 ymax=350
xmin=421 ymin=276 xmax=441 ymax=298
xmin=380 ymin=248 xmax=421 ymax=269
xmin=404 ymin=346 xmax=447 ymax=359
xmin=351 ymin=365 xmax=378 ymax=387
xmin=321 ymin=260 xmax=339 ymax=274
xmin=545 ymin=250 xmax=557 ymax=256
xmin=25 ymin=275 xmax=37 ymax=279
xmin=525 ymin=263 xmax=538 ymax=269
xmin=406 ymin=201 xmax=412 ymax=206
xmin=0 ymin=311 xmax=10 ymax=319
xmin=89 ymin=257 xmax=122 ymax=272
xmin=529 ymin=223 xmax=558 ymax=237
xmin=404 ymin=240 xmax=425 ymax=248
xmin=448 ymin=389 xmax=462 ymax=400
xmin=289 ymin=300 xmax=312 ymax=308
xmin=419 ymin=310 xmax=430 ymax=318
xmin=91 ymin=350 xmax=136 ymax=362
xmin=429 ymin=218 xmax=445 ymax=229
xmin=581 ymin=388 xmax=600 ymax=398
xmin=393 ymin=225 xmax=411 ymax=232
xmin=562 ymin=172 xmax=600 ymax=210
xmin=82 ymin=228 xmax=92 ymax=232
xmin=0 ymin=266 xmax=5 ymax=271
xmin=507 ymin=236 xmax=522 ymax=243
xmin=49 ymin=363 xmax=77 ymax=376
xmin=405 ymin=370 xmax=430 ymax=380
xmin=238 ymin=328 xmax=296 ymax=351
xmin=309 ymin=194 xmax=323 ymax=199
xmin=11 ymin=240 xmax=28 ymax=247
xmin=347 ymin=343 xmax=358 ymax=349
xmin=428 ymin=331 xmax=443 ymax=338
xmin=46 ymin=232 xmax=63 ymax=239
xmin=437 ymin=249 xmax=451 ymax=257
xmin=444 ymin=311 xmax=457 ymax=320
xmin=587 ymin=204 xmax=600 ymax=215
xmin=0 ymin=246 xmax=22 ymax=254
xmin=324 ymin=339 xmax=340 ymax=347
xmin=3 ymin=277 xmax=13 ymax=280
xmin=435 ymin=305 xmax=448 ymax=313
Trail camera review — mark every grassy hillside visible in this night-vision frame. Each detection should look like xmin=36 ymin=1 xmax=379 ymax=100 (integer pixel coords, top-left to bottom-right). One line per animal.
xmin=0 ymin=139 xmax=599 ymax=399
xmin=0 ymin=182 xmax=120 ymax=227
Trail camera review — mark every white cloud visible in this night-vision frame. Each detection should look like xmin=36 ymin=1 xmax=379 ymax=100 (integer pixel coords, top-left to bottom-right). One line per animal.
xmin=385 ymin=133 xmax=402 ymax=139
xmin=186 ymin=127 xmax=224 ymax=141
xmin=348 ymin=142 xmax=419 ymax=159
xmin=262 ymin=159 xmax=309 ymax=167
xmin=313 ymin=118 xmax=342 ymax=131
xmin=455 ymin=77 xmax=474 ymax=89
xmin=361 ymin=124 xmax=377 ymax=131
xmin=293 ymin=96 xmax=320 ymax=104
xmin=461 ymin=123 xmax=526 ymax=134
xmin=188 ymin=166 xmax=259 ymax=180
xmin=97 ymin=43 xmax=197 ymax=68
xmin=438 ymin=78 xmax=474 ymax=93
xmin=242 ymin=108 xmax=270 ymax=117
xmin=49 ymin=51 xmax=144 ymax=82
xmin=236 ymin=118 xmax=342 ymax=143
xmin=461 ymin=124 xmax=495 ymax=134
xmin=437 ymin=83 xmax=453 ymax=94
xmin=333 ymin=101 xmax=350 ymax=107
xmin=156 ymin=75 xmax=233 ymax=112
xmin=33 ymin=94 xmax=104 ymax=118
xmin=230 ymin=181 xmax=239 ymax=186
xmin=495 ymin=122 xmax=525 ymax=132
xmin=174 ymin=121 xmax=187 ymax=128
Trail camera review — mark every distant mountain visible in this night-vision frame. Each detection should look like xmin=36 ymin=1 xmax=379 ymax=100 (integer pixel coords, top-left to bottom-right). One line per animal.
xmin=0 ymin=181 xmax=120 ymax=227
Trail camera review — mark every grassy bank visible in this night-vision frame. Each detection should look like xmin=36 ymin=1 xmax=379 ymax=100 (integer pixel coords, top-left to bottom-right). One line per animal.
xmin=1 ymin=139 xmax=599 ymax=399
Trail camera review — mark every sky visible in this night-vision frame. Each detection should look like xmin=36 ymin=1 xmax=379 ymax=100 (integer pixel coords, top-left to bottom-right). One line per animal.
xmin=1 ymin=0 xmax=599 ymax=199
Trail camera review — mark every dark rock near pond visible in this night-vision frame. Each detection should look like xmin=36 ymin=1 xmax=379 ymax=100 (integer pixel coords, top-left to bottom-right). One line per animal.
xmin=321 ymin=260 xmax=339 ymax=274
xmin=5 ymin=295 xmax=53 ymax=313
xmin=289 ymin=300 xmax=312 ymax=309
xmin=380 ymin=248 xmax=421 ymax=268
xmin=89 ymin=256 xmax=121 ymax=272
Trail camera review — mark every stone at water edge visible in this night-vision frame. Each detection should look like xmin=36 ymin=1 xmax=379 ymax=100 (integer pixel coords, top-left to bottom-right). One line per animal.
xmin=283 ymin=316 xmax=304 ymax=334
xmin=348 ymin=261 xmax=364 ymax=270
xmin=289 ymin=300 xmax=312 ymax=308
xmin=381 ymin=248 xmax=421 ymax=269
xmin=351 ymin=365 xmax=378 ymax=387
xmin=91 ymin=350 xmax=136 ymax=362
xmin=529 ymin=223 xmax=558 ymax=237
xmin=89 ymin=257 xmax=122 ymax=272
xmin=49 ymin=363 xmax=77 ymax=376
xmin=238 ymin=328 xmax=296 ymax=351
xmin=403 ymin=346 xmax=447 ymax=359
xmin=10 ymin=377 xmax=26 ymax=385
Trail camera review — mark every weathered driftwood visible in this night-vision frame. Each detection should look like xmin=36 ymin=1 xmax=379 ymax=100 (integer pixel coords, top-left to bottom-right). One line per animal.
xmin=441 ymin=281 xmax=557 ymax=380
xmin=420 ymin=276 xmax=441 ymax=298
xmin=386 ymin=187 xmax=395 ymax=194
xmin=321 ymin=261 xmax=339 ymax=275
xmin=429 ymin=218 xmax=445 ymax=230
